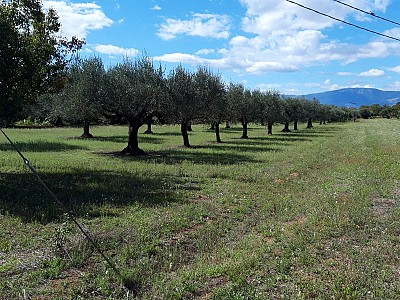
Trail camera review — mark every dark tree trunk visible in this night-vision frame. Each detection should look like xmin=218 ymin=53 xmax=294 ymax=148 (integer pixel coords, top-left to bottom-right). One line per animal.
xmin=267 ymin=122 xmax=273 ymax=135
xmin=241 ymin=120 xmax=248 ymax=139
xmin=293 ymin=120 xmax=299 ymax=130
xmin=143 ymin=119 xmax=153 ymax=134
xmin=319 ymin=120 xmax=323 ymax=125
xmin=209 ymin=123 xmax=215 ymax=130
xmin=121 ymin=120 xmax=146 ymax=155
xmin=187 ymin=121 xmax=193 ymax=132
xmin=81 ymin=120 xmax=93 ymax=138
xmin=306 ymin=118 xmax=313 ymax=129
xmin=181 ymin=120 xmax=191 ymax=147
xmin=215 ymin=122 xmax=222 ymax=143
xmin=281 ymin=122 xmax=291 ymax=132
xmin=225 ymin=121 xmax=231 ymax=128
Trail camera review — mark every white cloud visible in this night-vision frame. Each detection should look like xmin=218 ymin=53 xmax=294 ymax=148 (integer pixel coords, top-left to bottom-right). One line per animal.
xmin=337 ymin=72 xmax=354 ymax=76
xmin=359 ymin=69 xmax=385 ymax=77
xmin=154 ymin=0 xmax=397 ymax=77
xmin=390 ymin=81 xmax=400 ymax=91
xmin=256 ymin=83 xmax=282 ymax=91
xmin=196 ymin=49 xmax=215 ymax=55
xmin=157 ymin=13 xmax=231 ymax=40
xmin=94 ymin=44 xmax=139 ymax=57
xmin=154 ymin=53 xmax=206 ymax=65
xmin=43 ymin=1 xmax=113 ymax=39
xmin=151 ymin=4 xmax=162 ymax=11
xmin=388 ymin=65 xmax=400 ymax=73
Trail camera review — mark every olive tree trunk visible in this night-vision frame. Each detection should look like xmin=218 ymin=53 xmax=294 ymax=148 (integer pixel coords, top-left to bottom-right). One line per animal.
xmin=267 ymin=122 xmax=273 ymax=135
xmin=241 ymin=120 xmax=248 ymax=139
xmin=306 ymin=118 xmax=313 ymax=129
xmin=281 ymin=122 xmax=291 ymax=132
xmin=81 ymin=120 xmax=94 ymax=138
xmin=122 ymin=119 xmax=146 ymax=155
xmin=293 ymin=120 xmax=299 ymax=131
xmin=215 ymin=122 xmax=222 ymax=143
xmin=181 ymin=120 xmax=191 ymax=147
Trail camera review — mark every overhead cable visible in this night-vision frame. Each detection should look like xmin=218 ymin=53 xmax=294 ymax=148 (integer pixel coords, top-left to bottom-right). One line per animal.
xmin=285 ymin=0 xmax=400 ymax=42
xmin=333 ymin=0 xmax=400 ymax=27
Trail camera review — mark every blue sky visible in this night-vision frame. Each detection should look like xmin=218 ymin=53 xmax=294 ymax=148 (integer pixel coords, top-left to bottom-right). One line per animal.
xmin=43 ymin=0 xmax=400 ymax=95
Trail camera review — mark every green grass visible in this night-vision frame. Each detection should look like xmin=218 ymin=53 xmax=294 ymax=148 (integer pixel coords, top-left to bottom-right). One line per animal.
xmin=0 ymin=120 xmax=399 ymax=299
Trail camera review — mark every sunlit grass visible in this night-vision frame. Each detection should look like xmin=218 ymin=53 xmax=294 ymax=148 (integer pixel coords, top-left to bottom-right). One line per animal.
xmin=0 ymin=119 xmax=399 ymax=299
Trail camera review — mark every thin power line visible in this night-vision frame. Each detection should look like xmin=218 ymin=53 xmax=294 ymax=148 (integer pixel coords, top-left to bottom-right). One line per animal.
xmin=285 ymin=0 xmax=400 ymax=42
xmin=333 ymin=0 xmax=400 ymax=27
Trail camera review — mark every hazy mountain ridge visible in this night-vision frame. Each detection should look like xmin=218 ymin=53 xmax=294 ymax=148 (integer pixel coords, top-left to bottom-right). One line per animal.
xmin=297 ymin=88 xmax=400 ymax=107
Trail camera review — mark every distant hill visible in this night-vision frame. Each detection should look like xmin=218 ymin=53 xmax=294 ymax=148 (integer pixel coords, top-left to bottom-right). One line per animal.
xmin=296 ymin=88 xmax=400 ymax=108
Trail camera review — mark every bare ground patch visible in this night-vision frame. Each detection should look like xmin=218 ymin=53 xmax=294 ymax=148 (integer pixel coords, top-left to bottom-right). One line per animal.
xmin=372 ymin=181 xmax=400 ymax=217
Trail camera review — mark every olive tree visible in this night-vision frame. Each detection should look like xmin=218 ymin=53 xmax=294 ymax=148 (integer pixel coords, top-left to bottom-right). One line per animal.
xmin=56 ymin=57 xmax=106 ymax=137
xmin=304 ymin=98 xmax=321 ymax=128
xmin=226 ymin=83 xmax=257 ymax=139
xmin=262 ymin=91 xmax=283 ymax=135
xmin=194 ymin=66 xmax=226 ymax=143
xmin=167 ymin=65 xmax=199 ymax=147
xmin=283 ymin=97 xmax=307 ymax=131
xmin=106 ymin=55 xmax=166 ymax=155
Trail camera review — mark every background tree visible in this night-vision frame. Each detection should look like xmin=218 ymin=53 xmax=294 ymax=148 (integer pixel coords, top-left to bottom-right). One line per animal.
xmin=391 ymin=102 xmax=400 ymax=118
xmin=0 ymin=0 xmax=83 ymax=125
xmin=227 ymin=83 xmax=256 ymax=139
xmin=56 ymin=56 xmax=107 ymax=137
xmin=304 ymin=99 xmax=321 ymax=128
xmin=284 ymin=97 xmax=307 ymax=130
xmin=167 ymin=65 xmax=198 ymax=147
xmin=195 ymin=66 xmax=226 ymax=143
xmin=106 ymin=55 xmax=166 ymax=155
xmin=359 ymin=106 xmax=373 ymax=119
xmin=261 ymin=91 xmax=283 ymax=135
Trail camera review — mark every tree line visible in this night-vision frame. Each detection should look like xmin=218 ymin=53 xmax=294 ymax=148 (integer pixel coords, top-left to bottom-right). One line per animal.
xmin=4 ymin=1 xmax=397 ymax=156
xmin=27 ymin=55 xmax=358 ymax=155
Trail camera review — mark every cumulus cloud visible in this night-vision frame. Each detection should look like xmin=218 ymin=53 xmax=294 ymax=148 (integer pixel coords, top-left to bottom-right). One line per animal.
xmin=388 ymin=65 xmax=400 ymax=73
xmin=151 ymin=4 xmax=162 ymax=11
xmin=196 ymin=49 xmax=215 ymax=55
xmin=157 ymin=13 xmax=231 ymax=40
xmin=337 ymin=72 xmax=354 ymax=76
xmin=359 ymin=69 xmax=385 ymax=77
xmin=390 ymin=81 xmax=400 ymax=91
xmin=94 ymin=44 xmax=139 ymax=57
xmin=154 ymin=0 xmax=396 ymax=76
xmin=154 ymin=53 xmax=206 ymax=65
xmin=43 ymin=1 xmax=113 ymax=39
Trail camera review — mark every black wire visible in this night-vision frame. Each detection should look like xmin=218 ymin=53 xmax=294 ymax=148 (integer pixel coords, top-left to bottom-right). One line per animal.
xmin=333 ymin=0 xmax=400 ymax=27
xmin=0 ymin=127 xmax=124 ymax=282
xmin=285 ymin=0 xmax=400 ymax=42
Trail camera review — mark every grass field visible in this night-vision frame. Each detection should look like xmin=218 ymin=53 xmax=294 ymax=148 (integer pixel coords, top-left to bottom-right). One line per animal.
xmin=0 ymin=119 xmax=399 ymax=299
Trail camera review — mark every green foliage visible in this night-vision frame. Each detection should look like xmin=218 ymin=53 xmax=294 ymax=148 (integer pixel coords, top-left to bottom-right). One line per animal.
xmin=106 ymin=55 xmax=167 ymax=153
xmin=167 ymin=65 xmax=198 ymax=123
xmin=0 ymin=0 xmax=84 ymax=125
xmin=359 ymin=107 xmax=373 ymax=119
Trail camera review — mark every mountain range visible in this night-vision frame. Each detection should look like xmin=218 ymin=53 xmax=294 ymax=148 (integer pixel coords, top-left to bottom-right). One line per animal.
xmin=296 ymin=88 xmax=400 ymax=108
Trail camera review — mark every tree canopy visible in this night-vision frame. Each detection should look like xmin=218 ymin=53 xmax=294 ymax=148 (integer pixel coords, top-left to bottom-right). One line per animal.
xmin=0 ymin=0 xmax=83 ymax=125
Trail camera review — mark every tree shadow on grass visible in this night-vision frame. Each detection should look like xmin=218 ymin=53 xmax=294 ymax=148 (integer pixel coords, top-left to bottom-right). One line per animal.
xmin=0 ymin=141 xmax=88 ymax=152
xmin=153 ymin=131 xmax=183 ymax=137
xmin=91 ymin=135 xmax=166 ymax=144
xmin=0 ymin=170 xmax=186 ymax=223
xmin=105 ymin=147 xmax=261 ymax=165
xmin=193 ymin=143 xmax=283 ymax=154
